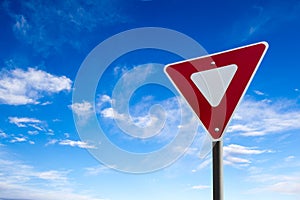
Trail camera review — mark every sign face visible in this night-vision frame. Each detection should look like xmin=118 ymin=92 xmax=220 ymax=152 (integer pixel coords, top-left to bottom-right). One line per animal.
xmin=164 ymin=42 xmax=269 ymax=140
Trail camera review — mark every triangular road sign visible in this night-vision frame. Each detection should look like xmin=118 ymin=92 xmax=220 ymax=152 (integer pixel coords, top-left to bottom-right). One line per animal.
xmin=164 ymin=42 xmax=269 ymax=140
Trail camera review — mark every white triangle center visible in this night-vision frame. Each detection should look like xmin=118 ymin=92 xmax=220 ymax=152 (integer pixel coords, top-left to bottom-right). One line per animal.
xmin=190 ymin=64 xmax=238 ymax=107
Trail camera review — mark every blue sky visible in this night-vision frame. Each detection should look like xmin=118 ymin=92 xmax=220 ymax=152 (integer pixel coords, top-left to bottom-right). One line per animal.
xmin=0 ymin=0 xmax=300 ymax=199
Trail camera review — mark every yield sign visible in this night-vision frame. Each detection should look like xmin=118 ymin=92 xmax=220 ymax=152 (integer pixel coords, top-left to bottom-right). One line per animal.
xmin=164 ymin=42 xmax=269 ymax=140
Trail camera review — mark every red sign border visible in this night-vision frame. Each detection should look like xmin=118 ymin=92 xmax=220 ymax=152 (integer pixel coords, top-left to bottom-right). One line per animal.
xmin=164 ymin=41 xmax=269 ymax=140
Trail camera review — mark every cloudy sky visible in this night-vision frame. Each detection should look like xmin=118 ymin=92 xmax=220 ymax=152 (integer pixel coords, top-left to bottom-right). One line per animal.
xmin=0 ymin=0 xmax=300 ymax=200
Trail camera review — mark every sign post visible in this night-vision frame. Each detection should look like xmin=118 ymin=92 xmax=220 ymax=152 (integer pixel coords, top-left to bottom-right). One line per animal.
xmin=212 ymin=140 xmax=223 ymax=200
xmin=164 ymin=42 xmax=269 ymax=200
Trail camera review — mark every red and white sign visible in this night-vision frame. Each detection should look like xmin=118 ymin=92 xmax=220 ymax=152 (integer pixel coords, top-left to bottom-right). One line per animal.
xmin=164 ymin=42 xmax=269 ymax=140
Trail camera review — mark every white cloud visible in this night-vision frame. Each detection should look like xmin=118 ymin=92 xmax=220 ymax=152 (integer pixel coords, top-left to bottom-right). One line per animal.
xmin=0 ymin=128 xmax=37 ymax=145
xmin=223 ymin=144 xmax=267 ymax=167
xmin=247 ymin=154 xmax=300 ymax=195
xmin=96 ymin=64 xmax=168 ymax=138
xmin=284 ymin=155 xmax=295 ymax=162
xmin=0 ymin=156 xmax=105 ymax=200
xmin=10 ymin=136 xmax=27 ymax=143
xmin=35 ymin=170 xmax=69 ymax=182
xmin=249 ymin=172 xmax=300 ymax=195
xmin=232 ymin=2 xmax=300 ymax=41
xmin=58 ymin=139 xmax=96 ymax=149
xmin=0 ymin=67 xmax=72 ymax=105
xmin=266 ymin=181 xmax=300 ymax=195
xmin=100 ymin=107 xmax=124 ymax=120
xmin=113 ymin=65 xmax=129 ymax=76
xmin=69 ymin=101 xmax=93 ymax=116
xmin=9 ymin=116 xmax=42 ymax=127
xmin=13 ymin=67 xmax=71 ymax=92
xmin=85 ymin=165 xmax=111 ymax=176
xmin=100 ymin=106 xmax=158 ymax=129
xmin=195 ymin=143 xmax=269 ymax=170
xmin=45 ymin=139 xmax=58 ymax=146
xmin=41 ymin=101 xmax=52 ymax=106
xmin=225 ymin=156 xmax=250 ymax=166
xmin=3 ymin=0 xmax=128 ymax=56
xmin=28 ymin=130 xmax=39 ymax=135
xmin=223 ymin=144 xmax=266 ymax=155
xmin=13 ymin=15 xmax=30 ymax=36
xmin=8 ymin=116 xmax=50 ymax=135
xmin=228 ymin=98 xmax=300 ymax=136
xmin=253 ymin=90 xmax=265 ymax=96
xmin=98 ymin=95 xmax=186 ymax=139
xmin=191 ymin=185 xmax=210 ymax=190
xmin=0 ymin=130 xmax=8 ymax=138
xmin=98 ymin=94 xmax=113 ymax=104
xmin=96 ymin=95 xmax=114 ymax=113
xmin=64 ymin=133 xmax=70 ymax=138
xmin=47 ymin=129 xmax=55 ymax=136
xmin=0 ymin=157 xmax=69 ymax=188
xmin=69 ymin=101 xmax=93 ymax=125
xmin=0 ymin=183 xmax=106 ymax=200
xmin=46 ymin=138 xmax=96 ymax=149
xmin=194 ymin=158 xmax=212 ymax=171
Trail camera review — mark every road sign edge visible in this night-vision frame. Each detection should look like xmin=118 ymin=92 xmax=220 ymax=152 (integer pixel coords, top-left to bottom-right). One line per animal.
xmin=164 ymin=41 xmax=269 ymax=141
xmin=164 ymin=41 xmax=269 ymax=67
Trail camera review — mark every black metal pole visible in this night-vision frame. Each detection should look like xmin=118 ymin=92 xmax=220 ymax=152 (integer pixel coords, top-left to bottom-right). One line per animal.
xmin=212 ymin=140 xmax=223 ymax=200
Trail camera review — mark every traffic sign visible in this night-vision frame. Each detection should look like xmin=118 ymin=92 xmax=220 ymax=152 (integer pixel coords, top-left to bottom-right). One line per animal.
xmin=164 ymin=42 xmax=269 ymax=140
